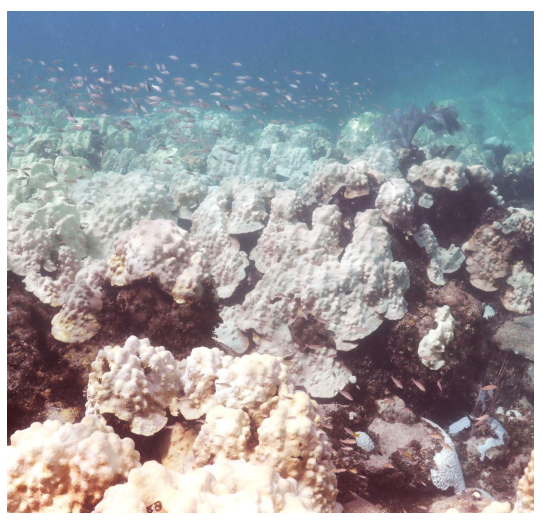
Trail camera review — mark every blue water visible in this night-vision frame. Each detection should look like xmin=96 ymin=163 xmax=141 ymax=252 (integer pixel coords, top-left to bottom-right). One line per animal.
xmin=8 ymin=11 xmax=534 ymax=149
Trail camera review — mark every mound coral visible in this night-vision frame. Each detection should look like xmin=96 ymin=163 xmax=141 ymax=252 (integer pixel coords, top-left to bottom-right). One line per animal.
xmin=107 ymin=218 xmax=211 ymax=304
xmin=7 ymin=416 xmax=140 ymax=513
xmin=86 ymin=336 xmax=183 ymax=436
xmin=168 ymin=347 xmax=339 ymax=512
xmin=94 ymin=458 xmax=317 ymax=513
xmin=216 ymin=203 xmax=409 ymax=397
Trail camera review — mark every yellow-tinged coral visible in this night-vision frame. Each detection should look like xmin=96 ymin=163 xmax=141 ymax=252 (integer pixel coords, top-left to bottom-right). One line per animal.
xmin=513 ymin=450 xmax=534 ymax=513
xmin=7 ymin=415 xmax=140 ymax=513
xmin=167 ymin=348 xmax=338 ymax=512
xmin=94 ymin=458 xmax=315 ymax=513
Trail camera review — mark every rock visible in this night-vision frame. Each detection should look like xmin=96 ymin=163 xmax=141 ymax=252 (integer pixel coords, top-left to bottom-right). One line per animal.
xmin=493 ymin=316 xmax=534 ymax=361
xmin=429 ymin=488 xmax=498 ymax=513
xmin=343 ymin=497 xmax=383 ymax=513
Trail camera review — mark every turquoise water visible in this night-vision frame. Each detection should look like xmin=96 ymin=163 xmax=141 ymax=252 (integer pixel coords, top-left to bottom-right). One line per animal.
xmin=8 ymin=11 xmax=534 ymax=150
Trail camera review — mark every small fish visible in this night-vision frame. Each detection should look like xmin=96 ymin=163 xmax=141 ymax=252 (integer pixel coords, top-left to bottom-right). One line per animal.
xmin=428 ymin=433 xmax=444 ymax=440
xmin=286 ymin=416 xmax=297 ymax=420
xmin=382 ymin=399 xmax=395 ymax=405
xmin=421 ymin=355 xmax=438 ymax=361
xmin=391 ymin=376 xmax=403 ymax=389
xmin=348 ymin=469 xmax=359 ymax=474
xmin=316 ymin=317 xmax=328 ymax=325
xmin=481 ymin=384 xmax=498 ymax=391
xmin=418 ymin=506 xmax=428 ymax=511
xmin=384 ymin=462 xmax=395 ymax=469
xmin=439 ymin=441 xmax=453 ymax=451
xmin=273 ymin=293 xmax=287 ymax=299
xmin=168 ymin=55 xmax=179 ymax=61
xmin=473 ymin=418 xmax=489 ymax=427
xmin=344 ymin=427 xmax=357 ymax=437
xmin=340 ymin=390 xmax=353 ymax=401
xmin=323 ymin=423 xmax=333 ymax=430
xmin=353 ymin=326 xmax=368 ymax=333
xmin=215 ymin=382 xmax=231 ymax=387
xmin=437 ymin=380 xmax=443 ymax=392
xmin=231 ymin=62 xmax=243 ymax=66
xmin=189 ymin=64 xmax=199 ymax=69
xmin=306 ymin=344 xmax=322 ymax=350
xmin=412 ymin=379 xmax=426 ymax=392
xmin=342 ymin=446 xmax=354 ymax=452
xmin=398 ymin=449 xmax=413 ymax=460
xmin=333 ymin=468 xmax=346 ymax=474
xmin=341 ymin=439 xmax=357 ymax=445
xmin=475 ymin=414 xmax=489 ymax=421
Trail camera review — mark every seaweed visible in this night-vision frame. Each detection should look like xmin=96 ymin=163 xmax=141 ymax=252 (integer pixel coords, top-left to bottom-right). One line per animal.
xmin=377 ymin=102 xmax=461 ymax=149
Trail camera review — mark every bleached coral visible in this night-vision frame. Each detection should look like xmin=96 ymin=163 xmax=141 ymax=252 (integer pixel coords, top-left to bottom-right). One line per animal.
xmin=375 ymin=178 xmax=415 ymax=230
xmin=513 ymin=450 xmax=534 ymax=513
xmin=501 ymin=207 xmax=534 ymax=237
xmin=312 ymin=159 xmax=370 ymax=203
xmin=359 ymin=144 xmax=402 ymax=182
xmin=217 ymin=206 xmax=409 ymax=397
xmin=7 ymin=415 xmax=140 ymax=513
xmin=355 ymin=432 xmax=375 ymax=452
xmin=423 ymin=418 xmax=465 ymax=494
xmin=462 ymin=224 xmax=510 ymax=291
xmin=227 ymin=186 xmax=268 ymax=234
xmin=414 ymin=224 xmax=465 ymax=285
xmin=190 ymin=189 xmax=250 ymax=299
xmin=94 ymin=458 xmax=316 ymax=513
xmin=252 ymin=391 xmax=337 ymax=512
xmin=501 ymin=262 xmax=534 ymax=314
xmin=191 ymin=406 xmax=251 ymax=466
xmin=418 ymin=192 xmax=434 ymax=208
xmin=76 ymin=170 xmax=176 ymax=259
xmin=462 ymin=208 xmax=533 ymax=292
xmin=51 ymin=260 xmax=107 ymax=343
xmin=7 ymin=190 xmax=87 ymax=305
xmin=408 ymin=158 xmax=468 ymax=191
xmin=168 ymin=169 xmax=208 ymax=220
xmin=337 ymin=113 xmax=379 ymax=159
xmin=86 ymin=336 xmax=183 ymax=436
xmin=168 ymin=348 xmax=338 ymax=512
xmin=418 ymin=306 xmax=455 ymax=370
xmin=107 ymin=219 xmax=211 ymax=304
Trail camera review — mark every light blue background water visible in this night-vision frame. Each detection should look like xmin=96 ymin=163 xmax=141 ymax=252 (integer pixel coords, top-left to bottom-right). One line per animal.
xmin=8 ymin=11 xmax=534 ymax=149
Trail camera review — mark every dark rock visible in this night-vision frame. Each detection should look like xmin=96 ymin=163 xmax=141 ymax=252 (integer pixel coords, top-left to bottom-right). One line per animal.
xmin=7 ymin=272 xmax=220 ymax=440
xmin=493 ymin=315 xmax=534 ymax=361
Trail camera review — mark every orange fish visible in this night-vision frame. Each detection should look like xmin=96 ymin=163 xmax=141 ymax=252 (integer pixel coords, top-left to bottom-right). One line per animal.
xmin=481 ymin=384 xmax=498 ymax=391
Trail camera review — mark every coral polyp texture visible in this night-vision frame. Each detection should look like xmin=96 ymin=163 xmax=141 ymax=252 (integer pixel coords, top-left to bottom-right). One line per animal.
xmin=86 ymin=336 xmax=183 ymax=435
xmin=7 ymin=416 xmax=141 ymax=513
xmin=6 ymin=37 xmax=534 ymax=514
xmin=94 ymin=458 xmax=317 ymax=513
xmin=169 ymin=347 xmax=339 ymax=512
xmin=107 ymin=218 xmax=211 ymax=304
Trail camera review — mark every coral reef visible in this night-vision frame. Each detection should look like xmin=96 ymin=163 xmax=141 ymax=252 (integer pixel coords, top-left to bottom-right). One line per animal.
xmin=6 ymin=93 xmax=533 ymax=513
